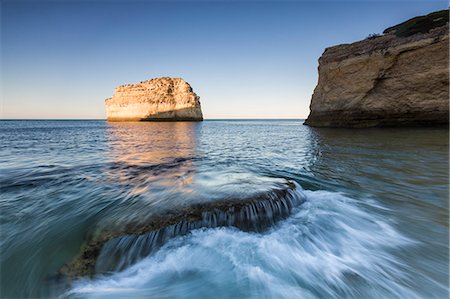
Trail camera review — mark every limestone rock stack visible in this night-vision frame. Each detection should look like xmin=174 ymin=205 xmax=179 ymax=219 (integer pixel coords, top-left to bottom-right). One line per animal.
xmin=305 ymin=10 xmax=449 ymax=127
xmin=105 ymin=77 xmax=203 ymax=121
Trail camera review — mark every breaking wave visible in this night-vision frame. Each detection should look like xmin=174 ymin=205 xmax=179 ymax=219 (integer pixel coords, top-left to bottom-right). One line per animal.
xmin=95 ymin=182 xmax=305 ymax=274
xmin=68 ymin=187 xmax=417 ymax=299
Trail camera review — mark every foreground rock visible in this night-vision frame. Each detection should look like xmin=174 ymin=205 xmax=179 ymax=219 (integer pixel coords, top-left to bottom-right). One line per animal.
xmin=105 ymin=77 xmax=203 ymax=121
xmin=61 ymin=182 xmax=303 ymax=278
xmin=305 ymin=10 xmax=449 ymax=127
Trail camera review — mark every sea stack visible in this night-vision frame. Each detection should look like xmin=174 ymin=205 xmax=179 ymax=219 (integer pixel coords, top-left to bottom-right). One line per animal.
xmin=305 ymin=10 xmax=449 ymax=127
xmin=105 ymin=77 xmax=203 ymax=121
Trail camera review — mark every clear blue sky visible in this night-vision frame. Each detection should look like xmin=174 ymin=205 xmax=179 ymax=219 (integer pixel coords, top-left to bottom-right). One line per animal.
xmin=1 ymin=0 xmax=447 ymax=119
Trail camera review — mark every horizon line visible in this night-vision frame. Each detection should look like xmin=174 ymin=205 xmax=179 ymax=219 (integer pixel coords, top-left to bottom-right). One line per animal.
xmin=0 ymin=118 xmax=307 ymax=121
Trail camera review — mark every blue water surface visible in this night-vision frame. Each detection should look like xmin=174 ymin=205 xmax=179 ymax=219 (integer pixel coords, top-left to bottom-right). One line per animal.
xmin=0 ymin=120 xmax=448 ymax=298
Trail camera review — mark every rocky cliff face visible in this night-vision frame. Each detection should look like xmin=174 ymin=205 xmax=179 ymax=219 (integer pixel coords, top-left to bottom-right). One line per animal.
xmin=105 ymin=77 xmax=203 ymax=121
xmin=305 ymin=10 xmax=449 ymax=127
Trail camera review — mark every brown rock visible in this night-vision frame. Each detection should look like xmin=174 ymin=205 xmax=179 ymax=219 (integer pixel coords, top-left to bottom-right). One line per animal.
xmin=105 ymin=77 xmax=203 ymax=121
xmin=305 ymin=10 xmax=449 ymax=127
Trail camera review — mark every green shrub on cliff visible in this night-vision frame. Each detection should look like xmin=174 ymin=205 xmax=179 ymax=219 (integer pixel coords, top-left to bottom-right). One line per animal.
xmin=383 ymin=9 xmax=449 ymax=37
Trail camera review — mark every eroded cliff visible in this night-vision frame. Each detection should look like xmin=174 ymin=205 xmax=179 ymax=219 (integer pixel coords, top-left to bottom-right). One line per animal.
xmin=105 ymin=77 xmax=203 ymax=121
xmin=305 ymin=10 xmax=449 ymax=127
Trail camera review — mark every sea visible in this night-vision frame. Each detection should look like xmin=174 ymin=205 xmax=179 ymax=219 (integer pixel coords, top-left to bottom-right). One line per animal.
xmin=0 ymin=120 xmax=448 ymax=298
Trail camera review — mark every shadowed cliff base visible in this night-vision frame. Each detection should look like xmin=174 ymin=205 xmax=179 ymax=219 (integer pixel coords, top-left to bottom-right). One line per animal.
xmin=106 ymin=107 xmax=203 ymax=122
xmin=304 ymin=110 xmax=449 ymax=128
xmin=59 ymin=182 xmax=304 ymax=279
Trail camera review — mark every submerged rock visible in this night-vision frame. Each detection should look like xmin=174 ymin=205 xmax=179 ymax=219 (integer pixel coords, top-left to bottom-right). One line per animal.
xmin=105 ymin=77 xmax=203 ymax=121
xmin=305 ymin=10 xmax=449 ymax=127
xmin=61 ymin=182 xmax=305 ymax=278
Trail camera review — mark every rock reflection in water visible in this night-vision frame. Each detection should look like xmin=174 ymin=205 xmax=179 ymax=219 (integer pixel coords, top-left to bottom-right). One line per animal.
xmin=97 ymin=122 xmax=202 ymax=235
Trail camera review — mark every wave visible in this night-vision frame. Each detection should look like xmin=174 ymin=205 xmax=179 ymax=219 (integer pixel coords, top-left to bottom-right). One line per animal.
xmin=68 ymin=187 xmax=418 ymax=299
xmin=63 ymin=182 xmax=305 ymax=277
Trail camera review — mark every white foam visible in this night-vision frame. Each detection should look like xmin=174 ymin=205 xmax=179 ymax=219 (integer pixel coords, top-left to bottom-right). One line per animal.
xmin=68 ymin=188 xmax=419 ymax=299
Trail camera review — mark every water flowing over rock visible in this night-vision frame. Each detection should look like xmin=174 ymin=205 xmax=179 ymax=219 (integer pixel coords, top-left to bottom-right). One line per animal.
xmin=62 ymin=182 xmax=305 ymax=278
xmin=305 ymin=10 xmax=449 ymax=127
xmin=105 ymin=77 xmax=203 ymax=121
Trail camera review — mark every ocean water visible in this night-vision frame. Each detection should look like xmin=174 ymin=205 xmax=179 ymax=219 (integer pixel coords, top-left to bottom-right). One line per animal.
xmin=0 ymin=120 xmax=448 ymax=298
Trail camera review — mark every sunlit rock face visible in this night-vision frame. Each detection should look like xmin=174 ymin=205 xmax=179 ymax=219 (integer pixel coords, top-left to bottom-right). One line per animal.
xmin=305 ymin=10 xmax=449 ymax=127
xmin=105 ymin=77 xmax=203 ymax=121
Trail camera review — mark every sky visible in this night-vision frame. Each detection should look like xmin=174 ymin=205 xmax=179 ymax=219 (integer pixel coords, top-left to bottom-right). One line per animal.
xmin=1 ymin=0 xmax=448 ymax=119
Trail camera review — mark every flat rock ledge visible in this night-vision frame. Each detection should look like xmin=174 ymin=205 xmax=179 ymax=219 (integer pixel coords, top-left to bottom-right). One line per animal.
xmin=60 ymin=182 xmax=304 ymax=279
xmin=105 ymin=77 xmax=203 ymax=122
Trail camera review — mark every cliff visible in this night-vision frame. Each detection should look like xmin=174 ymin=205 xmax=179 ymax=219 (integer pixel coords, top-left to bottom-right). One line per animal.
xmin=305 ymin=10 xmax=449 ymax=127
xmin=105 ymin=77 xmax=203 ymax=121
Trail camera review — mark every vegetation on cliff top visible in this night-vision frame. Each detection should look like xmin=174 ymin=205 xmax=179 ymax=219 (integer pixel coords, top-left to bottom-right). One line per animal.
xmin=383 ymin=9 xmax=449 ymax=37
